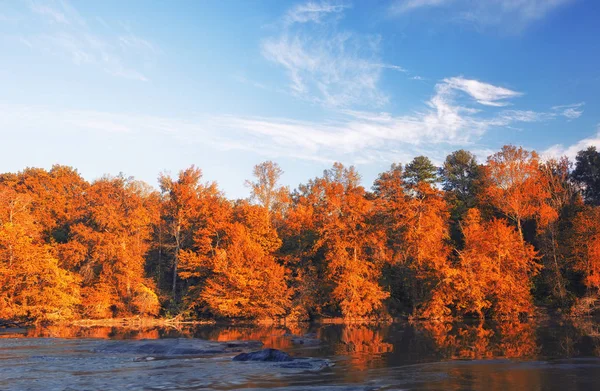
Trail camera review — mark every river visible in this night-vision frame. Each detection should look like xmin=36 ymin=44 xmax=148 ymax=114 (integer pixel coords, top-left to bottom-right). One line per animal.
xmin=1 ymin=318 xmax=599 ymax=390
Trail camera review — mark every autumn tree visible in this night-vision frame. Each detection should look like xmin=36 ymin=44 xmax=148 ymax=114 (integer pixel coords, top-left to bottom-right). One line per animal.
xmin=0 ymin=186 xmax=80 ymax=322
xmin=0 ymin=165 xmax=89 ymax=250
xmin=424 ymin=209 xmax=540 ymax=319
xmin=172 ymin=179 xmax=232 ymax=315
xmin=483 ymin=145 xmax=549 ymax=241
xmin=286 ymin=163 xmax=389 ymax=319
xmin=571 ymin=206 xmax=600 ymax=294
xmin=174 ymin=170 xmax=289 ymax=319
xmin=65 ymin=176 xmax=160 ymax=318
xmin=159 ymin=166 xmax=208 ymax=303
xmin=371 ymin=164 xmax=409 ymax=312
xmin=200 ymin=221 xmax=291 ymax=319
xmin=536 ymin=158 xmax=575 ymax=305
xmin=372 ymin=162 xmax=452 ymax=316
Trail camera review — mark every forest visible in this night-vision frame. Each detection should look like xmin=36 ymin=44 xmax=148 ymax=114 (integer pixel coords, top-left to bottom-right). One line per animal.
xmin=1 ymin=145 xmax=600 ymax=324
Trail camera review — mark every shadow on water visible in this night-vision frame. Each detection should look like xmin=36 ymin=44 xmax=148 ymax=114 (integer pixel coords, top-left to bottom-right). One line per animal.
xmin=2 ymin=317 xmax=600 ymax=390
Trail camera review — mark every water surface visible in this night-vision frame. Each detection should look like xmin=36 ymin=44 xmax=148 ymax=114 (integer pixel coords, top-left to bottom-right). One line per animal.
xmin=1 ymin=318 xmax=599 ymax=390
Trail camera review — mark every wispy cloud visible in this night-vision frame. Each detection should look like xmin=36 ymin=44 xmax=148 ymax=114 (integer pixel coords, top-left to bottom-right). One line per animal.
xmin=552 ymin=102 xmax=585 ymax=120
xmin=262 ymin=1 xmax=406 ymax=108
xmin=29 ymin=3 xmax=69 ymax=24
xmin=392 ymin=0 xmax=452 ymax=14
xmin=390 ymin=0 xmax=574 ymax=31
xmin=496 ymin=109 xmax=554 ymax=123
xmin=284 ymin=1 xmax=349 ymax=25
xmin=8 ymin=0 xmax=157 ymax=81
xmin=0 ymin=74 xmax=568 ymax=166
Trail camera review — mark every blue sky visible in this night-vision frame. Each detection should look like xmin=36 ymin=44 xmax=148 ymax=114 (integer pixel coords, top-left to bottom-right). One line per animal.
xmin=1 ymin=0 xmax=599 ymax=198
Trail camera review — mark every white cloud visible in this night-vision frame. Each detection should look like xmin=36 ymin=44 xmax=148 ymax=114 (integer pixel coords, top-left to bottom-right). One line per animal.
xmin=13 ymin=1 xmax=156 ymax=81
xmin=262 ymin=2 xmax=405 ymax=108
xmin=562 ymin=108 xmax=583 ymax=119
xmin=543 ymin=128 xmax=600 ymax=161
xmin=442 ymin=76 xmax=522 ymax=106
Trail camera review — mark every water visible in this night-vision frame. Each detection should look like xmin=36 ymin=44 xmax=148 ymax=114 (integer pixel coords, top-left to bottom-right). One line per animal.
xmin=1 ymin=318 xmax=600 ymax=390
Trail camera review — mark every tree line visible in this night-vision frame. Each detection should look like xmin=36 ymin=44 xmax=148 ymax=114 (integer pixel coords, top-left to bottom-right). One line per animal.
xmin=1 ymin=145 xmax=600 ymax=323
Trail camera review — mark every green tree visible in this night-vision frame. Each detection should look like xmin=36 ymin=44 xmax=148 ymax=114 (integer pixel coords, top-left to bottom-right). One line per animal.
xmin=440 ymin=150 xmax=481 ymax=213
xmin=404 ymin=156 xmax=438 ymax=186
xmin=440 ymin=150 xmax=482 ymax=246
xmin=572 ymin=146 xmax=600 ymax=206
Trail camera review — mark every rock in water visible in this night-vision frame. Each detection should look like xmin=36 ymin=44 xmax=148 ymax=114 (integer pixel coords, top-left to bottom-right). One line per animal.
xmin=232 ymin=348 xmax=294 ymax=362
xmin=94 ymin=338 xmax=263 ymax=359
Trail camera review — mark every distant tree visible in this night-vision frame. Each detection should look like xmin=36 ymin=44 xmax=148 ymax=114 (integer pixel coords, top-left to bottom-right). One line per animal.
xmin=404 ymin=156 xmax=438 ymax=186
xmin=245 ymin=161 xmax=289 ymax=220
xmin=572 ymin=146 xmax=600 ymax=205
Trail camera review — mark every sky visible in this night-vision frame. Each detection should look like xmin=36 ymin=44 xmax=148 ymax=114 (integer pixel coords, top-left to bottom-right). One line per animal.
xmin=1 ymin=0 xmax=599 ymax=198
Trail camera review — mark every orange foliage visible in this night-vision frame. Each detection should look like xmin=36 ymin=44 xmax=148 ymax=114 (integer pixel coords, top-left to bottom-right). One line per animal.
xmin=373 ymin=165 xmax=451 ymax=315
xmin=68 ymin=177 xmax=160 ymax=318
xmin=424 ymin=209 xmax=540 ymax=319
xmin=484 ymin=145 xmax=550 ymax=240
xmin=0 ymin=187 xmax=80 ymax=322
xmin=1 ymin=145 xmax=599 ymax=323
xmin=420 ymin=320 xmax=537 ymax=359
xmin=571 ymin=206 xmax=600 ymax=291
xmin=201 ymin=222 xmax=291 ymax=319
xmin=334 ymin=325 xmax=393 ymax=370
xmin=296 ymin=163 xmax=389 ymax=319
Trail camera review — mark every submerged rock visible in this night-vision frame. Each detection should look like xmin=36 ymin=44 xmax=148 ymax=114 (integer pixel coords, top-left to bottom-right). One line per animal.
xmin=233 ymin=348 xmax=293 ymax=362
xmin=95 ymin=338 xmax=262 ymax=359
xmin=291 ymin=336 xmax=320 ymax=346
xmin=232 ymin=348 xmax=334 ymax=371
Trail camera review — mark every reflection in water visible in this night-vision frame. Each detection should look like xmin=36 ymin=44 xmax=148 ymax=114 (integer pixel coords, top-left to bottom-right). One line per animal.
xmin=192 ymin=324 xmax=311 ymax=350
xmin=418 ymin=320 xmax=539 ymax=360
xmin=420 ymin=321 xmax=495 ymax=360
xmin=331 ymin=325 xmax=393 ymax=371
xmin=2 ymin=318 xmax=600 ymax=390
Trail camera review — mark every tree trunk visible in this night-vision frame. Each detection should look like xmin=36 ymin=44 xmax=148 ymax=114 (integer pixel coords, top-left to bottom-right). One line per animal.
xmin=172 ymin=224 xmax=181 ymax=302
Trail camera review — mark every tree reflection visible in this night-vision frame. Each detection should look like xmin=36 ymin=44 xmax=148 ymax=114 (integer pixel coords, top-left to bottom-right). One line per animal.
xmin=19 ymin=325 xmax=161 ymax=339
xmin=418 ymin=320 xmax=538 ymax=359
xmin=332 ymin=324 xmax=393 ymax=371
xmin=192 ymin=324 xmax=311 ymax=350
